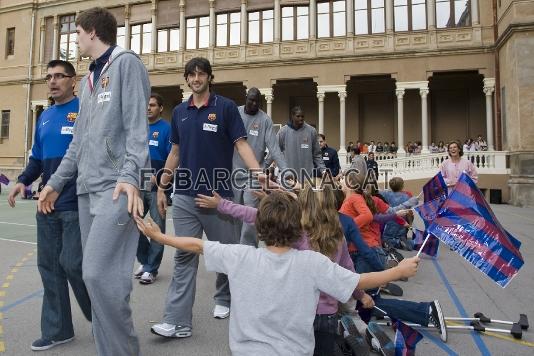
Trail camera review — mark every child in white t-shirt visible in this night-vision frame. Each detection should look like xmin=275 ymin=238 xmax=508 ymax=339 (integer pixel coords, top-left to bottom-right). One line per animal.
xmin=136 ymin=192 xmax=419 ymax=356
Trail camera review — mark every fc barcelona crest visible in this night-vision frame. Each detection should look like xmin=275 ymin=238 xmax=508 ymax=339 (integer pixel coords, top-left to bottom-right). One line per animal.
xmin=67 ymin=112 xmax=78 ymax=122
xmin=208 ymin=113 xmax=217 ymax=121
xmin=152 ymin=131 xmax=159 ymax=139
xmin=101 ymin=76 xmax=110 ymax=89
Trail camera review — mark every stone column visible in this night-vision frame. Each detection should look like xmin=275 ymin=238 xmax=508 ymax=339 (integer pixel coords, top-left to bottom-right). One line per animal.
xmin=258 ymin=87 xmax=274 ymax=118
xmin=151 ymin=1 xmax=157 ymax=53
xmin=346 ymin=0 xmax=354 ymax=36
xmin=385 ymin=0 xmax=394 ymax=33
xmin=396 ymin=88 xmax=406 ymax=155
xmin=52 ymin=15 xmax=58 ymax=60
xmin=274 ymin=0 xmax=281 ymax=42
xmin=265 ymin=92 xmax=273 ymax=118
xmin=39 ymin=18 xmax=45 ymax=64
xmin=124 ymin=5 xmax=131 ymax=50
xmin=427 ymin=0 xmax=436 ymax=29
xmin=483 ymin=78 xmax=495 ymax=151
xmin=310 ymin=0 xmax=317 ymax=40
xmin=338 ymin=89 xmax=348 ymax=163
xmin=471 ymin=0 xmax=479 ymax=26
xmin=420 ymin=86 xmax=430 ymax=154
xmin=317 ymin=91 xmax=325 ymax=134
xmin=209 ymin=0 xmax=216 ymax=47
xmin=179 ymin=1 xmax=186 ymax=51
xmin=241 ymin=0 xmax=247 ymax=45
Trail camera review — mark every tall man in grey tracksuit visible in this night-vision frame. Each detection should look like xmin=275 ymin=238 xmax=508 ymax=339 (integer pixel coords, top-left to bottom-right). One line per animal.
xmin=233 ymin=87 xmax=288 ymax=246
xmin=38 ymin=7 xmax=150 ymax=356
xmin=275 ymin=106 xmax=326 ymax=182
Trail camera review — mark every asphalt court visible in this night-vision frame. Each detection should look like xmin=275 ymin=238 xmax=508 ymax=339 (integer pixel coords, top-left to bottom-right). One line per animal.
xmin=1 ymin=188 xmax=534 ymax=355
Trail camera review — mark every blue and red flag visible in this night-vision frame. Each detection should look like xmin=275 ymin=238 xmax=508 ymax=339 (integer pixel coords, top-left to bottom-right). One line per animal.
xmin=0 ymin=173 xmax=9 ymax=186
xmin=413 ymin=229 xmax=439 ymax=257
xmin=427 ymin=173 xmax=524 ymax=288
xmin=423 ymin=171 xmax=448 ymax=202
xmin=391 ymin=317 xmax=424 ymax=356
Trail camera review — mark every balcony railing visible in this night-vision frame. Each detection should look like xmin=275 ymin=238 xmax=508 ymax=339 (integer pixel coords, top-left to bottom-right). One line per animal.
xmin=342 ymin=151 xmax=510 ymax=182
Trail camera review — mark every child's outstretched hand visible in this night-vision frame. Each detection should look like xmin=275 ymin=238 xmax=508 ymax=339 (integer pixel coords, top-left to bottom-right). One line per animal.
xmin=135 ymin=216 xmax=162 ymax=240
xmin=195 ymin=191 xmax=222 ymax=209
xmin=397 ymin=256 xmax=420 ymax=278
xmin=359 ymin=293 xmax=375 ymax=309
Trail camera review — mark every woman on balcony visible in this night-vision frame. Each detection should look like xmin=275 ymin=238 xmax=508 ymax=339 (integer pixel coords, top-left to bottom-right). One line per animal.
xmin=440 ymin=141 xmax=478 ymax=188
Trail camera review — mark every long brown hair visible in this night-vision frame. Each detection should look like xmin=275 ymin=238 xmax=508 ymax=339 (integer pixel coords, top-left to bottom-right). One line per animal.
xmin=345 ymin=169 xmax=378 ymax=214
xmin=299 ymin=183 xmax=344 ymax=258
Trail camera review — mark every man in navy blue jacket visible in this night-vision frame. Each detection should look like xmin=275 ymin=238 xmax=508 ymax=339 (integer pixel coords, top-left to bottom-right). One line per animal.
xmin=7 ymin=60 xmax=91 ymax=351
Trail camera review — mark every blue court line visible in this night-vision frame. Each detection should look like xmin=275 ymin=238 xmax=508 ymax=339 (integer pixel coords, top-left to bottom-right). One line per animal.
xmin=418 ymin=328 xmax=459 ymax=355
xmin=432 ymin=259 xmax=492 ymax=356
xmin=0 ymin=289 xmax=43 ymax=313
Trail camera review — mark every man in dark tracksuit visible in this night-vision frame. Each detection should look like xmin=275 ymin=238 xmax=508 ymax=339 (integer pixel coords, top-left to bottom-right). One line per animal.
xmin=8 ymin=60 xmax=91 ymax=352
xmin=318 ymin=133 xmax=341 ymax=177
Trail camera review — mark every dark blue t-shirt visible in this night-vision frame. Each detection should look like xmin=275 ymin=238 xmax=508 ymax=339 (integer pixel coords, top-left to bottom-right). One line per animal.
xmin=18 ymin=97 xmax=79 ymax=211
xmin=170 ymin=93 xmax=247 ymax=197
xmin=148 ymin=118 xmax=171 ymax=191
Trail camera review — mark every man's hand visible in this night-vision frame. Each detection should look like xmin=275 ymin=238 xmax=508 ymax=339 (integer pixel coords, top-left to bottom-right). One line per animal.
xmin=37 ymin=185 xmax=59 ymax=214
xmin=7 ymin=182 xmax=26 ymax=208
xmin=156 ymin=188 xmax=167 ymax=217
xmin=195 ymin=191 xmax=222 ymax=209
xmin=113 ymin=182 xmax=143 ymax=218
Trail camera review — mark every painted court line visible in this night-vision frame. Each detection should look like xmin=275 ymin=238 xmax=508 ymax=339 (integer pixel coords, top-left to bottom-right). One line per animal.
xmin=433 ymin=259 xmax=491 ymax=356
xmin=0 ymin=221 xmax=36 ymax=227
xmin=0 ymin=289 xmax=43 ymax=313
xmin=0 ymin=238 xmax=36 ymax=245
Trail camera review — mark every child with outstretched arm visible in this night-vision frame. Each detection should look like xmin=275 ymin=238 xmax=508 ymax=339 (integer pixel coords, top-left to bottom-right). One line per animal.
xmin=136 ymin=192 xmax=419 ymax=356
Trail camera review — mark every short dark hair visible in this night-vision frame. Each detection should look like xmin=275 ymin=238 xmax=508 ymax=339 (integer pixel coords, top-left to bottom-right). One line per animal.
xmin=256 ymin=192 xmax=301 ymax=247
xmin=184 ymin=57 xmax=214 ymax=82
xmin=47 ymin=60 xmax=76 ymax=77
xmin=388 ymin=177 xmax=405 ymax=192
xmin=150 ymin=93 xmax=164 ymax=107
xmin=448 ymin=140 xmax=464 ymax=157
xmin=75 ymin=7 xmax=117 ymax=46
xmin=291 ymin=106 xmax=303 ymax=116
xmin=319 ymin=134 xmax=326 ymax=140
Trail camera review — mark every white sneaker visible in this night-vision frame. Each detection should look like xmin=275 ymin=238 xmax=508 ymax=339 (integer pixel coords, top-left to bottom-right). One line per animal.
xmin=213 ymin=305 xmax=230 ymax=319
xmin=151 ymin=323 xmax=192 ymax=338
xmin=139 ymin=272 xmax=156 ymax=284
xmin=133 ymin=265 xmax=144 ymax=279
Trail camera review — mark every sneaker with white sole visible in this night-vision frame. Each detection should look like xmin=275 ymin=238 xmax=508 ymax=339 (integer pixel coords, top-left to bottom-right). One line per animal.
xmin=139 ymin=272 xmax=156 ymax=284
xmin=429 ymin=300 xmax=447 ymax=342
xmin=133 ymin=265 xmax=144 ymax=279
xmin=31 ymin=336 xmax=74 ymax=351
xmin=151 ymin=323 xmax=192 ymax=338
xmin=213 ymin=305 xmax=230 ymax=319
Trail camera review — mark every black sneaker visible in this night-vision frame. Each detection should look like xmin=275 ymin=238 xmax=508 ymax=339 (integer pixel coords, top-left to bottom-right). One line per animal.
xmin=31 ymin=337 xmax=74 ymax=351
xmin=429 ymin=300 xmax=447 ymax=342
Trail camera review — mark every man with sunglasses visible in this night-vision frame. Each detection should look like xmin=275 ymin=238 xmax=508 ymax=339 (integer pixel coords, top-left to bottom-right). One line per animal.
xmin=7 ymin=60 xmax=92 ymax=351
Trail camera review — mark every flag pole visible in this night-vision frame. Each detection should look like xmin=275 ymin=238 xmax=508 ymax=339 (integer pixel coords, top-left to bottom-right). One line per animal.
xmin=416 ymin=234 xmax=431 ymax=258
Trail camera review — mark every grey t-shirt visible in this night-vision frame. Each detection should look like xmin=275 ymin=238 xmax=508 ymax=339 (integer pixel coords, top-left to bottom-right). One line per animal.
xmin=204 ymin=241 xmax=360 ymax=356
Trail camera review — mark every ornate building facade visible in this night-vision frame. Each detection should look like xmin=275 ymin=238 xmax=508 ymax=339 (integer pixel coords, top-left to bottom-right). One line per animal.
xmin=0 ymin=0 xmax=533 ymax=205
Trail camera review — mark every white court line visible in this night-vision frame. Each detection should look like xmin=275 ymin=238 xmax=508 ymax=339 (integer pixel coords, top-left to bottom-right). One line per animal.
xmin=0 ymin=221 xmax=36 ymax=227
xmin=0 ymin=237 xmax=37 ymax=245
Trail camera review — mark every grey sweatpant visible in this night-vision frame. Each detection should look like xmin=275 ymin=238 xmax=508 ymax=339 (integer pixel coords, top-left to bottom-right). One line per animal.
xmin=232 ymin=187 xmax=260 ymax=247
xmin=162 ymin=194 xmax=239 ymax=328
xmin=78 ymin=189 xmax=140 ymax=356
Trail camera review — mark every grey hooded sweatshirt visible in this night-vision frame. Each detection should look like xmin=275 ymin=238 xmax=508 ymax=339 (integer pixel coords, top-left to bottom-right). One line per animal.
xmin=48 ymin=47 xmax=150 ymax=195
